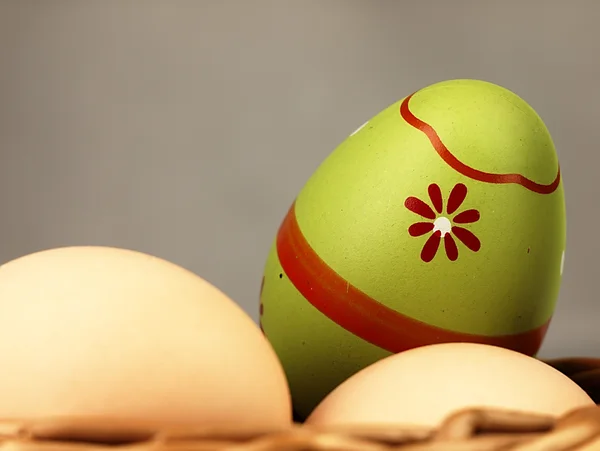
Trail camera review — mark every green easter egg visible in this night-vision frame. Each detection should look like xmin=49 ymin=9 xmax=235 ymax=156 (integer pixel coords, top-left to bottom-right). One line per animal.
xmin=259 ymin=79 xmax=566 ymax=419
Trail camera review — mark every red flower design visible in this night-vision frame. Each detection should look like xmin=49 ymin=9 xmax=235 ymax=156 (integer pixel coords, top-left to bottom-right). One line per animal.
xmin=404 ymin=183 xmax=481 ymax=262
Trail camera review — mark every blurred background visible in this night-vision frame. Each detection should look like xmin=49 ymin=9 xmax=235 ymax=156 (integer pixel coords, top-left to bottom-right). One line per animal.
xmin=0 ymin=1 xmax=597 ymax=357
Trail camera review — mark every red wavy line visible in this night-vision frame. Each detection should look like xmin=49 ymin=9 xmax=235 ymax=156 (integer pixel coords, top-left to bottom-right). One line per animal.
xmin=400 ymin=94 xmax=561 ymax=194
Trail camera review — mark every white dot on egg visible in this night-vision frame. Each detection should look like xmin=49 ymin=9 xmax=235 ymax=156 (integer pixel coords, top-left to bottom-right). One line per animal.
xmin=350 ymin=121 xmax=369 ymax=136
xmin=433 ymin=216 xmax=451 ymax=237
xmin=560 ymin=250 xmax=565 ymax=275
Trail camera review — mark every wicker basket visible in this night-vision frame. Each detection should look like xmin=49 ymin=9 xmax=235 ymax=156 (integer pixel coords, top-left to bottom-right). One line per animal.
xmin=1 ymin=357 xmax=599 ymax=451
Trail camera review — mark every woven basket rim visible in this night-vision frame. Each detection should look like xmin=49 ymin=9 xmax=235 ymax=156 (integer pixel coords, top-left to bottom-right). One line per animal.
xmin=0 ymin=356 xmax=598 ymax=450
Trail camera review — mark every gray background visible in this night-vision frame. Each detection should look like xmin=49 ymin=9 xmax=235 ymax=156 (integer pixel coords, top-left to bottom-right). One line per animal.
xmin=0 ymin=1 xmax=597 ymax=357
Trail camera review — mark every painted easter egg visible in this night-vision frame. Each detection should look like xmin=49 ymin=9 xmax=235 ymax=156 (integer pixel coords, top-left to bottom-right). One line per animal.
xmin=259 ymin=79 xmax=565 ymax=419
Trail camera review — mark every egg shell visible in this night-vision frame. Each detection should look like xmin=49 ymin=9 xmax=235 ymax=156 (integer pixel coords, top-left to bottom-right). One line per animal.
xmin=260 ymin=79 xmax=566 ymax=418
xmin=0 ymin=246 xmax=291 ymax=428
xmin=306 ymin=343 xmax=594 ymax=427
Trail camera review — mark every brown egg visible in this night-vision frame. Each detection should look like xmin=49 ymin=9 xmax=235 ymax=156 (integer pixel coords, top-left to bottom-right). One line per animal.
xmin=306 ymin=343 xmax=594 ymax=427
xmin=0 ymin=246 xmax=291 ymax=428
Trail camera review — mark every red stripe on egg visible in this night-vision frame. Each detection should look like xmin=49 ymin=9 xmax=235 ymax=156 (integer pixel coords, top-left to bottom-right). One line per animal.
xmin=276 ymin=202 xmax=550 ymax=356
xmin=259 ymin=276 xmax=265 ymax=334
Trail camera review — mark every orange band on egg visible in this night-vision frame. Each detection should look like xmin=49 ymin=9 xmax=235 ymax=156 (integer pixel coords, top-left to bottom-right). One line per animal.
xmin=276 ymin=202 xmax=550 ymax=356
xmin=400 ymin=94 xmax=561 ymax=195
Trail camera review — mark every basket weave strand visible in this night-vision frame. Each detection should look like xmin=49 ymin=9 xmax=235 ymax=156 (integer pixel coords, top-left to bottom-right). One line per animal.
xmin=0 ymin=357 xmax=598 ymax=450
